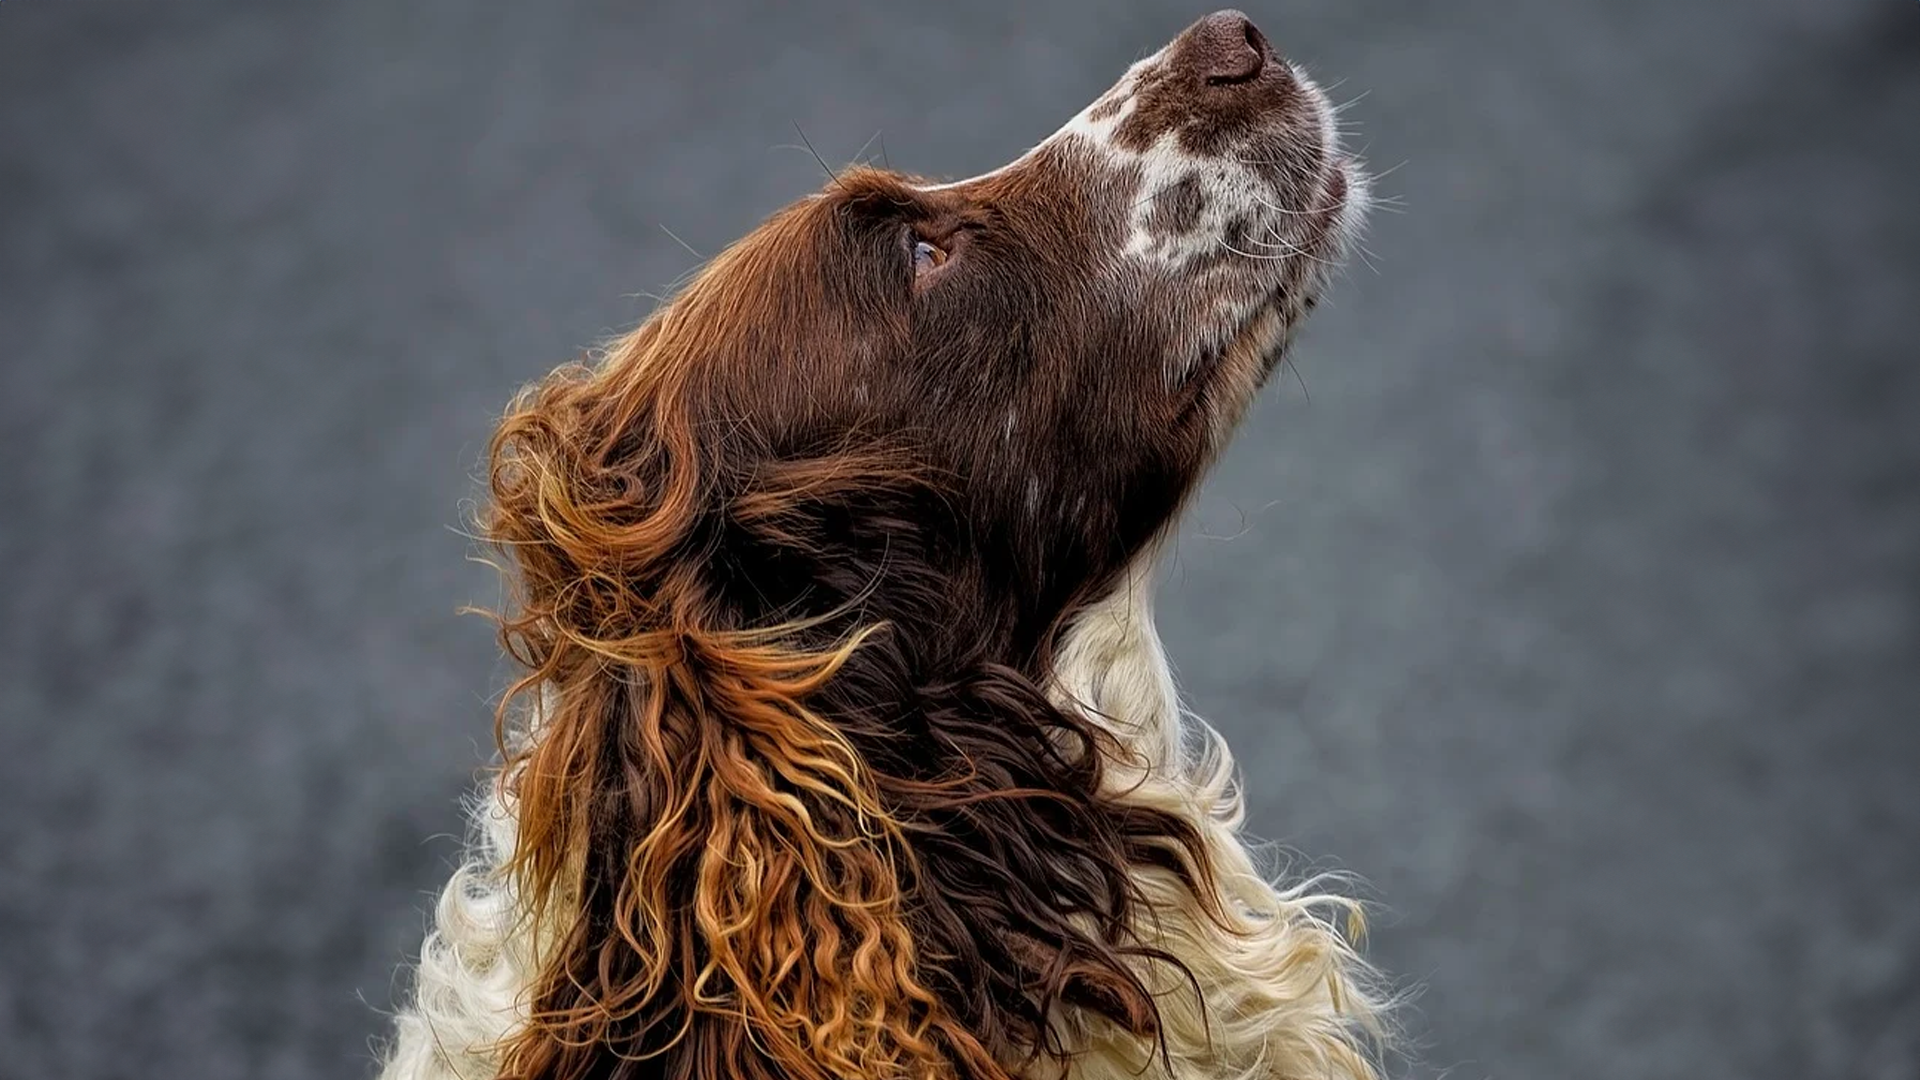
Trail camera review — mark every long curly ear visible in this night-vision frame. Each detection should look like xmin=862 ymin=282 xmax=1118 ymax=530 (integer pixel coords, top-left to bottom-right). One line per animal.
xmin=477 ymin=351 xmax=1008 ymax=1080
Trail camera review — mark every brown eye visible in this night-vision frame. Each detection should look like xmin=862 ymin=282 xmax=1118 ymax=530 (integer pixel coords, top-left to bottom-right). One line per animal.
xmin=913 ymin=239 xmax=949 ymax=276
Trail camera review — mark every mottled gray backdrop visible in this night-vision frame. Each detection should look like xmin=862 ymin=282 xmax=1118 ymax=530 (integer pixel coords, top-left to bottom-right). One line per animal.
xmin=3 ymin=2 xmax=1916 ymax=1078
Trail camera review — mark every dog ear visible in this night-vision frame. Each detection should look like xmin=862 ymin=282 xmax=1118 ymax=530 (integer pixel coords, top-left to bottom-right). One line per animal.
xmin=473 ymin=349 xmax=1008 ymax=1080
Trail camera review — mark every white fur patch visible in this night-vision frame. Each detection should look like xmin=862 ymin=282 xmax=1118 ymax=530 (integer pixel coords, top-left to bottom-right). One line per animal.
xmin=376 ymin=783 xmax=531 ymax=1080
xmin=1048 ymin=551 xmax=1388 ymax=1080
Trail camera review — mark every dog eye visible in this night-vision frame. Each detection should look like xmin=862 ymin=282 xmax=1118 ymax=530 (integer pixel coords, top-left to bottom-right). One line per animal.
xmin=913 ymin=239 xmax=949 ymax=276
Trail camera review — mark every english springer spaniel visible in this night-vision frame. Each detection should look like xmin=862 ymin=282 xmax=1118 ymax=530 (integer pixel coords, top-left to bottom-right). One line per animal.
xmin=381 ymin=11 xmax=1385 ymax=1080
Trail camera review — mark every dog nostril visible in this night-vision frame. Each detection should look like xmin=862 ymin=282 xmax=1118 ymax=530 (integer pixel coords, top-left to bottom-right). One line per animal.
xmin=1242 ymin=20 xmax=1271 ymax=66
xmin=1194 ymin=10 xmax=1267 ymax=85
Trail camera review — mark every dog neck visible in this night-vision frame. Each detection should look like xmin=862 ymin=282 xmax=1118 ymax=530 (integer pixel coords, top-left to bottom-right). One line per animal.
xmin=1050 ymin=550 xmax=1185 ymax=774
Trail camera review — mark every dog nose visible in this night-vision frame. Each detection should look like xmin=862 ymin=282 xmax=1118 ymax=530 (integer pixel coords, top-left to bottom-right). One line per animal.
xmin=1186 ymin=10 xmax=1269 ymax=85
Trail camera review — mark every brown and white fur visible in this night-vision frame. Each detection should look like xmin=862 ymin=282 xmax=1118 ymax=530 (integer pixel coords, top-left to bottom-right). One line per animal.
xmin=380 ymin=11 xmax=1386 ymax=1080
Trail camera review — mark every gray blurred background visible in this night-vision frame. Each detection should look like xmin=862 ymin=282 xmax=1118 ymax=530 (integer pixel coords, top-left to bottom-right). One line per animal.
xmin=3 ymin=2 xmax=1916 ymax=1078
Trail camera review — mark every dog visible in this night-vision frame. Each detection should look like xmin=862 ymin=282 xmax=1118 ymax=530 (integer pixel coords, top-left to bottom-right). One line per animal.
xmin=380 ymin=10 xmax=1385 ymax=1080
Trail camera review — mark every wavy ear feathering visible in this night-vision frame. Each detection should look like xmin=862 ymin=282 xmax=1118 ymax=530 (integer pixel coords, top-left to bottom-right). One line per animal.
xmin=474 ymin=342 xmax=1001 ymax=1080
xmin=381 ymin=11 xmax=1390 ymax=1080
